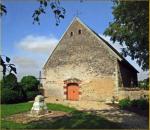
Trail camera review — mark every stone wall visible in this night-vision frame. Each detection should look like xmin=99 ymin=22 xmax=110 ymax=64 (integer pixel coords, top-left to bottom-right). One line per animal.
xmin=118 ymin=89 xmax=148 ymax=100
xmin=42 ymin=19 xmax=119 ymax=101
xmin=42 ymin=18 xmax=138 ymax=102
xmin=43 ymin=63 xmax=117 ymax=101
xmin=44 ymin=19 xmax=117 ymax=75
xmin=80 ymin=76 xmax=116 ymax=101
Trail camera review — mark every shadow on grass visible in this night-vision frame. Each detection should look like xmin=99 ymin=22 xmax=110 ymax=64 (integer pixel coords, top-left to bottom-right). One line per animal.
xmin=27 ymin=110 xmax=122 ymax=129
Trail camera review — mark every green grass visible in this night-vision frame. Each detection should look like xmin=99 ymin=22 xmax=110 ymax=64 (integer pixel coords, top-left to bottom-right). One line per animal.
xmin=1 ymin=102 xmax=33 ymax=118
xmin=1 ymin=102 xmax=76 ymax=118
xmin=47 ymin=103 xmax=76 ymax=112
xmin=1 ymin=102 xmax=122 ymax=129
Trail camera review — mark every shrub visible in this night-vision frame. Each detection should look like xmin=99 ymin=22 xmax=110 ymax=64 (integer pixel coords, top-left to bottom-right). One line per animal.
xmin=20 ymin=76 xmax=40 ymax=101
xmin=21 ymin=76 xmax=39 ymax=91
xmin=130 ymin=99 xmax=139 ymax=107
xmin=119 ymin=98 xmax=131 ymax=109
xmin=1 ymin=73 xmax=18 ymax=89
xmin=0 ymin=74 xmax=26 ymax=104
xmin=136 ymin=98 xmax=149 ymax=110
xmin=119 ymin=98 xmax=149 ymax=111
xmin=1 ymin=88 xmax=19 ymax=104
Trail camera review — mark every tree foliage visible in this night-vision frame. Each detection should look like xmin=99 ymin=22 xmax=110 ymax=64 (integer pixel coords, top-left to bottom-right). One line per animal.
xmin=0 ymin=73 xmax=25 ymax=104
xmin=21 ymin=75 xmax=39 ymax=91
xmin=1 ymin=73 xmax=18 ymax=89
xmin=138 ymin=78 xmax=149 ymax=90
xmin=104 ymin=1 xmax=149 ymax=70
xmin=0 ymin=56 xmax=17 ymax=78
xmin=0 ymin=3 xmax=7 ymax=16
xmin=20 ymin=75 xmax=40 ymax=100
xmin=1 ymin=88 xmax=19 ymax=104
xmin=32 ymin=0 xmax=65 ymax=26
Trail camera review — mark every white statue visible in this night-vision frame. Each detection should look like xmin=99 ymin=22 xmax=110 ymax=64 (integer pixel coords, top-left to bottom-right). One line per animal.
xmin=30 ymin=95 xmax=48 ymax=116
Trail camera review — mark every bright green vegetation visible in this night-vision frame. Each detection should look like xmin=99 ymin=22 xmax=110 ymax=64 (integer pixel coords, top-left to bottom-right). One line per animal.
xmin=118 ymin=97 xmax=149 ymax=117
xmin=1 ymin=102 xmax=122 ymax=129
xmin=119 ymin=97 xmax=149 ymax=110
xmin=1 ymin=102 xmax=32 ymax=117
xmin=46 ymin=103 xmax=76 ymax=113
xmin=1 ymin=102 xmax=75 ymax=118
xmin=1 ymin=74 xmax=40 ymax=104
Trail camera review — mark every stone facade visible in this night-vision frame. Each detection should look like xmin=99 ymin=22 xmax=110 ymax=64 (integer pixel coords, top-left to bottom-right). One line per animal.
xmin=42 ymin=17 xmax=138 ymax=102
xmin=118 ymin=89 xmax=148 ymax=100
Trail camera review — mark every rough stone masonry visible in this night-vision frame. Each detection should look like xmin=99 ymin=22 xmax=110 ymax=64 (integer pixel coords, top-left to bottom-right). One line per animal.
xmin=42 ymin=17 xmax=138 ymax=102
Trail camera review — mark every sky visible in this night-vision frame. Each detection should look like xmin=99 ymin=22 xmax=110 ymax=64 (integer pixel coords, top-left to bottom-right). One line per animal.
xmin=1 ymin=0 xmax=148 ymax=81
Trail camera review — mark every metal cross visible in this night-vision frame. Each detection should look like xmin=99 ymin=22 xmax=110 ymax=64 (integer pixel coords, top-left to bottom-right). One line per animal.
xmin=37 ymin=71 xmax=46 ymax=83
xmin=74 ymin=10 xmax=82 ymax=17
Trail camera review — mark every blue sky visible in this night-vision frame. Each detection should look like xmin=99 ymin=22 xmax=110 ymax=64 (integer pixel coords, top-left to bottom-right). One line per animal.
xmin=1 ymin=0 xmax=148 ymax=80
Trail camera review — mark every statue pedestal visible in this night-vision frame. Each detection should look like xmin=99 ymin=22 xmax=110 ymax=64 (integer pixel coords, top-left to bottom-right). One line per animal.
xmin=30 ymin=95 xmax=49 ymax=116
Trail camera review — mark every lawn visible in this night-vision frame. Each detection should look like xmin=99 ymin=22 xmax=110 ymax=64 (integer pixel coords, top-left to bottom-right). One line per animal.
xmin=1 ymin=102 xmax=122 ymax=129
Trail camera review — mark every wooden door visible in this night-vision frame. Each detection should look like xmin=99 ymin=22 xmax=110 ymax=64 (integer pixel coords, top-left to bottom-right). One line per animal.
xmin=67 ymin=84 xmax=79 ymax=101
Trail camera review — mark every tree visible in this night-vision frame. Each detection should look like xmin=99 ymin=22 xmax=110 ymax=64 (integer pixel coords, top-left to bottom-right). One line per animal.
xmin=0 ymin=3 xmax=7 ymax=16
xmin=0 ymin=0 xmax=66 ymax=26
xmin=1 ymin=88 xmax=19 ymax=104
xmin=0 ymin=55 xmax=17 ymax=78
xmin=21 ymin=76 xmax=40 ymax=100
xmin=1 ymin=73 xmax=18 ymax=89
xmin=138 ymin=78 xmax=149 ymax=90
xmin=0 ymin=73 xmax=25 ymax=104
xmin=32 ymin=0 xmax=65 ymax=26
xmin=104 ymin=1 xmax=149 ymax=70
xmin=21 ymin=76 xmax=39 ymax=91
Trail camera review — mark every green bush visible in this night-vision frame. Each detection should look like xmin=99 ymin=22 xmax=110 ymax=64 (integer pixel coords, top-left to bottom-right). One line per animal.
xmin=130 ymin=99 xmax=138 ymax=107
xmin=119 ymin=98 xmax=131 ymax=109
xmin=26 ymin=91 xmax=39 ymax=100
xmin=119 ymin=98 xmax=149 ymax=110
xmin=0 ymin=74 xmax=26 ymax=104
xmin=21 ymin=76 xmax=39 ymax=91
xmin=1 ymin=74 xmax=40 ymax=103
xmin=136 ymin=98 xmax=149 ymax=110
xmin=20 ymin=76 xmax=40 ymax=101
xmin=1 ymin=73 xmax=18 ymax=89
xmin=1 ymin=88 xmax=20 ymax=104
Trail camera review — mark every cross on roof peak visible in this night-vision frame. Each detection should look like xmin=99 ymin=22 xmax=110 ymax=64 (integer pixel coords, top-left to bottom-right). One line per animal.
xmin=74 ymin=10 xmax=82 ymax=18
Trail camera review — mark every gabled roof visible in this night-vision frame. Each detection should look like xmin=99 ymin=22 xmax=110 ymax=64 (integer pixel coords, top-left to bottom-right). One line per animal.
xmin=43 ymin=17 xmax=138 ymax=73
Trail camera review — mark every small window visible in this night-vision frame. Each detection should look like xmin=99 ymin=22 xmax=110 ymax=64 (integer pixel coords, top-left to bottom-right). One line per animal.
xmin=78 ymin=29 xmax=82 ymax=34
xmin=70 ymin=32 xmax=73 ymax=37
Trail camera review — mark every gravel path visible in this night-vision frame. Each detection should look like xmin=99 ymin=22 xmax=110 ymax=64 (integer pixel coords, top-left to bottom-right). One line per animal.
xmin=45 ymin=98 xmax=148 ymax=129
xmin=84 ymin=108 xmax=148 ymax=129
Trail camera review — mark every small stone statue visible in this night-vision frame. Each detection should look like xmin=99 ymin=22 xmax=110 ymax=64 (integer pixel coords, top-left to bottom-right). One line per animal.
xmin=30 ymin=95 xmax=48 ymax=116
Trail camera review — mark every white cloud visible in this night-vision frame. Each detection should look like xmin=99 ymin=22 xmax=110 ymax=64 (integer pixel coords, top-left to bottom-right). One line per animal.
xmin=12 ymin=56 xmax=41 ymax=81
xmin=13 ymin=34 xmax=59 ymax=80
xmin=13 ymin=56 xmax=39 ymax=68
xmin=17 ymin=35 xmax=58 ymax=54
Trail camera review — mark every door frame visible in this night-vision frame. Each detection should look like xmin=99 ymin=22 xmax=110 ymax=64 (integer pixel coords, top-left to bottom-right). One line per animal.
xmin=63 ymin=78 xmax=82 ymax=101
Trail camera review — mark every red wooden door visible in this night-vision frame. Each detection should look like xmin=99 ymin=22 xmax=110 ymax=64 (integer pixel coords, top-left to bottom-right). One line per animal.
xmin=67 ymin=85 xmax=79 ymax=101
